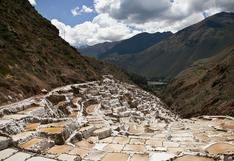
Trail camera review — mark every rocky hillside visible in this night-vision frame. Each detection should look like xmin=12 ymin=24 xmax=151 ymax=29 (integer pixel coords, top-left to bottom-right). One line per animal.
xmin=78 ymin=41 xmax=120 ymax=57
xmin=99 ymin=32 xmax=172 ymax=59
xmin=105 ymin=12 xmax=234 ymax=79
xmin=163 ymin=44 xmax=234 ymax=118
xmin=0 ymin=0 xmax=129 ymax=106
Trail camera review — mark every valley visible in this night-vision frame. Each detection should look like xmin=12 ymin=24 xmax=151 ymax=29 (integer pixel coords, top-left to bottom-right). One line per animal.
xmin=0 ymin=0 xmax=234 ymax=160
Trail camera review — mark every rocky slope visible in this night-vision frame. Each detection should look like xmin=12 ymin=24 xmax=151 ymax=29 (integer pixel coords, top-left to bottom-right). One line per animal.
xmin=104 ymin=12 xmax=234 ymax=79
xmin=0 ymin=0 xmax=129 ymax=106
xmin=163 ymin=44 xmax=234 ymax=118
xmin=78 ymin=41 xmax=120 ymax=57
xmin=0 ymin=75 xmax=233 ymax=161
xmin=99 ymin=32 xmax=172 ymax=59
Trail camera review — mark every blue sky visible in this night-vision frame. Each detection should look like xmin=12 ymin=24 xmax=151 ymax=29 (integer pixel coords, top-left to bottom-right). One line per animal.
xmin=29 ymin=0 xmax=234 ymax=47
xmin=34 ymin=0 xmax=96 ymax=26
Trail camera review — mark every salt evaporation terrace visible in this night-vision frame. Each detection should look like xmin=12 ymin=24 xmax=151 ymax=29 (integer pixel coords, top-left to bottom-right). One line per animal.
xmin=0 ymin=75 xmax=233 ymax=161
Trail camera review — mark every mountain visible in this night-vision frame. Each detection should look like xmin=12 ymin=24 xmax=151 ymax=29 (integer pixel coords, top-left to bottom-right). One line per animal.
xmin=103 ymin=12 xmax=234 ymax=79
xmin=0 ymin=0 xmax=129 ymax=106
xmin=78 ymin=41 xmax=120 ymax=57
xmin=99 ymin=32 xmax=173 ymax=59
xmin=163 ymin=44 xmax=234 ymax=117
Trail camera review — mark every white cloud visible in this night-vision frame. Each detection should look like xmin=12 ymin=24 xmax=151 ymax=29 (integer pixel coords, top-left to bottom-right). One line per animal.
xmin=53 ymin=0 xmax=234 ymax=46
xmin=51 ymin=14 xmax=140 ymax=47
xmin=94 ymin=0 xmax=234 ymax=23
xmin=71 ymin=5 xmax=94 ymax=16
xmin=28 ymin=0 xmax=36 ymax=6
xmin=71 ymin=6 xmax=80 ymax=16
xmin=81 ymin=5 xmax=94 ymax=13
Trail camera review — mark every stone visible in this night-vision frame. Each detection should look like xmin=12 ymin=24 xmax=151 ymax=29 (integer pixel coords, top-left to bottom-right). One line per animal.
xmin=67 ymin=132 xmax=83 ymax=144
xmin=4 ymin=152 xmax=32 ymax=161
xmin=71 ymin=86 xmax=80 ymax=95
xmin=3 ymin=114 xmax=28 ymax=120
xmin=0 ymin=148 xmax=18 ymax=160
xmin=99 ymin=137 xmax=114 ymax=143
xmin=102 ymin=153 xmax=129 ymax=161
xmin=0 ymin=136 xmax=11 ymax=150
xmin=41 ymin=89 xmax=48 ymax=94
xmin=46 ymin=94 xmax=66 ymax=105
xmin=18 ymin=106 xmax=45 ymax=116
xmin=79 ymin=125 xmax=96 ymax=139
xmin=56 ymin=101 xmax=73 ymax=115
xmin=93 ymin=128 xmax=111 ymax=139
xmin=40 ymin=127 xmax=65 ymax=144
xmin=174 ymin=155 xmax=215 ymax=161
xmin=11 ymin=131 xmax=35 ymax=143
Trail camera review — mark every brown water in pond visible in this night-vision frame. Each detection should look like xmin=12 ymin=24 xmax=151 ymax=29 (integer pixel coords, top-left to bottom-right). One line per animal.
xmin=47 ymin=145 xmax=73 ymax=154
xmin=40 ymin=127 xmax=64 ymax=134
xmin=25 ymin=123 xmax=40 ymax=131
xmin=174 ymin=155 xmax=215 ymax=161
xmin=128 ymin=124 xmax=145 ymax=135
xmin=221 ymin=120 xmax=234 ymax=130
xmin=86 ymin=104 xmax=97 ymax=114
xmin=19 ymin=138 xmax=43 ymax=149
xmin=45 ymin=121 xmax=66 ymax=127
xmin=102 ymin=153 xmax=129 ymax=161
xmin=206 ymin=143 xmax=234 ymax=154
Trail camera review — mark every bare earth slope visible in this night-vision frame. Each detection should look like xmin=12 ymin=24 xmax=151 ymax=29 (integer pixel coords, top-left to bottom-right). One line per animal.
xmin=163 ymin=45 xmax=234 ymax=118
xmin=0 ymin=0 xmax=129 ymax=105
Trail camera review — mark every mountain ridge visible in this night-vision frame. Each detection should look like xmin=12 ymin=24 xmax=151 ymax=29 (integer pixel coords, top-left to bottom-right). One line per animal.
xmin=101 ymin=12 xmax=234 ymax=79
xmin=99 ymin=31 xmax=173 ymax=59
xmin=78 ymin=41 xmax=120 ymax=57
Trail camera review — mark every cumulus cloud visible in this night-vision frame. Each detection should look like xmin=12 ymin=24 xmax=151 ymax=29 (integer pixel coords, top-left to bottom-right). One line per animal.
xmin=28 ymin=0 xmax=36 ymax=6
xmin=51 ymin=14 xmax=140 ymax=46
xmin=53 ymin=0 xmax=234 ymax=46
xmin=71 ymin=5 xmax=94 ymax=16
xmin=94 ymin=0 xmax=234 ymax=23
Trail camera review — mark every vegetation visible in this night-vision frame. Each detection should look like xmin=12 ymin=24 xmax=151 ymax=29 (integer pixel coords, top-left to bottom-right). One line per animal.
xmin=0 ymin=0 xmax=129 ymax=106
xmin=162 ymin=45 xmax=234 ymax=117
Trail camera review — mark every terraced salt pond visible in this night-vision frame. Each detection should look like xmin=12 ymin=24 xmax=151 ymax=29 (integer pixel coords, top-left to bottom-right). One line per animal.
xmin=0 ymin=75 xmax=233 ymax=161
